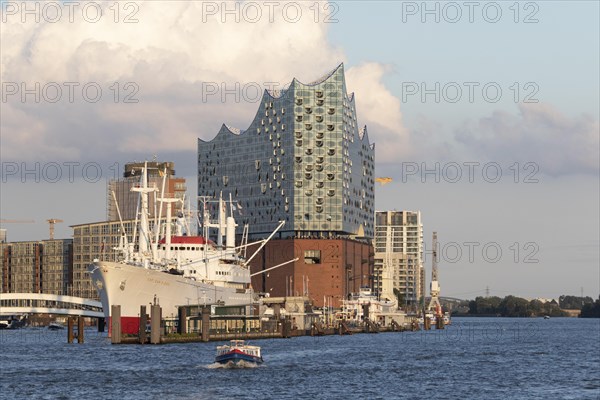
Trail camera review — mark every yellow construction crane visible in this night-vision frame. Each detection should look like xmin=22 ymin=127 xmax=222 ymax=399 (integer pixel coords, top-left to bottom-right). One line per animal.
xmin=47 ymin=219 xmax=64 ymax=240
xmin=375 ymin=177 xmax=393 ymax=186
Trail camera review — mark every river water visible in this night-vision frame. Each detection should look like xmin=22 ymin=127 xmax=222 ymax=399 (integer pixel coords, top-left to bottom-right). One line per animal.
xmin=1 ymin=317 xmax=598 ymax=399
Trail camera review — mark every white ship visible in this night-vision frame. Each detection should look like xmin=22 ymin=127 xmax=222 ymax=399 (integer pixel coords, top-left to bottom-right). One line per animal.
xmin=89 ymin=162 xmax=288 ymax=334
xmin=338 ymin=287 xmax=401 ymax=325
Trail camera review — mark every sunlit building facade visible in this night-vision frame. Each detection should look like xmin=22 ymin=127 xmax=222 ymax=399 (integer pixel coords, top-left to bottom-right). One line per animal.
xmin=374 ymin=211 xmax=424 ymax=308
xmin=0 ymin=239 xmax=72 ymax=295
xmin=198 ymin=64 xmax=375 ymax=240
xmin=107 ymin=161 xmax=187 ymax=221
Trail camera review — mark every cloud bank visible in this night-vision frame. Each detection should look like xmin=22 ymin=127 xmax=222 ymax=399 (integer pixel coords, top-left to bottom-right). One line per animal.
xmin=454 ymin=104 xmax=599 ymax=176
xmin=1 ymin=1 xmax=597 ymax=178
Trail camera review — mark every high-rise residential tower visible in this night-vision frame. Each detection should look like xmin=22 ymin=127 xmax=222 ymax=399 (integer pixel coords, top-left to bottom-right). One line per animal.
xmin=107 ymin=161 xmax=187 ymax=221
xmin=374 ymin=211 xmax=425 ymax=308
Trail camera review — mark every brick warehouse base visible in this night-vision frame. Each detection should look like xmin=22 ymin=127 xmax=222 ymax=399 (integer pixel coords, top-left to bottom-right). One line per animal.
xmin=248 ymin=238 xmax=373 ymax=308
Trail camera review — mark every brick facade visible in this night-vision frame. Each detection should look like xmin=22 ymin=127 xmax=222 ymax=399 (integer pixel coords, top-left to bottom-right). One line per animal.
xmin=248 ymin=238 xmax=373 ymax=308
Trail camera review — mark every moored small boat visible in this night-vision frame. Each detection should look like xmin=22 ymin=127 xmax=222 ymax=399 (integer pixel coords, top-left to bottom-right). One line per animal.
xmin=48 ymin=322 xmax=65 ymax=330
xmin=215 ymin=340 xmax=263 ymax=366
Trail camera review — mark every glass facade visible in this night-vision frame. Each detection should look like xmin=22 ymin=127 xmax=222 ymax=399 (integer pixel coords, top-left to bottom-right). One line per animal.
xmin=198 ymin=64 xmax=375 ymax=239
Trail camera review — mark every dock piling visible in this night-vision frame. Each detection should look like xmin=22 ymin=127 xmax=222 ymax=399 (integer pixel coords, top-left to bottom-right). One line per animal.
xmin=436 ymin=316 xmax=445 ymax=330
xmin=178 ymin=307 xmax=187 ymax=335
xmin=201 ymin=306 xmax=210 ymax=342
xmin=281 ymin=316 xmax=291 ymax=338
xmin=111 ymin=305 xmax=122 ymax=344
xmin=150 ymin=305 xmax=161 ymax=344
xmin=77 ymin=316 xmax=84 ymax=343
xmin=67 ymin=317 xmax=74 ymax=343
xmin=424 ymin=317 xmax=431 ymax=330
xmin=139 ymin=305 xmax=147 ymax=344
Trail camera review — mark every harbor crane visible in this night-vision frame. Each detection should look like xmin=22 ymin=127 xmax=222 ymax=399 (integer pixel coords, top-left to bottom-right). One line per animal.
xmin=427 ymin=231 xmax=442 ymax=317
xmin=47 ymin=219 xmax=64 ymax=240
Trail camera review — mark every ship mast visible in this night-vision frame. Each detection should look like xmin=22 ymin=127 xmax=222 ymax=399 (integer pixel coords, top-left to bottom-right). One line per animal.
xmin=158 ymin=197 xmax=179 ymax=262
xmin=130 ymin=162 xmax=157 ymax=267
xmin=153 ymin=166 xmax=168 ymax=262
xmin=111 ymin=190 xmax=130 ymax=262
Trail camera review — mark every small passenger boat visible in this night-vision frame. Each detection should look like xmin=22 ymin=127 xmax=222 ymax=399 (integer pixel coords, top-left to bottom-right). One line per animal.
xmin=215 ymin=340 xmax=263 ymax=366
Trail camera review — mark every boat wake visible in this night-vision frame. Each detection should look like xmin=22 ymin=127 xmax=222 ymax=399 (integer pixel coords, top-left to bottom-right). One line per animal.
xmin=205 ymin=361 xmax=264 ymax=369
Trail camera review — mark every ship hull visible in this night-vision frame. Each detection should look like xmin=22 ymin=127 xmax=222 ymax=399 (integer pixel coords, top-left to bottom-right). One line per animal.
xmin=215 ymin=350 xmax=263 ymax=365
xmin=89 ymin=261 xmax=253 ymax=334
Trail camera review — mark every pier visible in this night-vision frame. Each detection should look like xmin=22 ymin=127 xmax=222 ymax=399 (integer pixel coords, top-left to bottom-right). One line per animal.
xmin=108 ymin=303 xmax=421 ymax=345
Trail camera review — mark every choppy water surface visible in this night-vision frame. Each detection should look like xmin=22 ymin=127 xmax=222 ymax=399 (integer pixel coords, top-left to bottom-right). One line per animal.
xmin=1 ymin=317 xmax=598 ymax=399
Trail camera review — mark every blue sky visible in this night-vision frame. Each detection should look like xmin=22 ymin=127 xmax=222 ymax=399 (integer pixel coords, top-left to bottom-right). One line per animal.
xmin=332 ymin=1 xmax=599 ymax=121
xmin=1 ymin=1 xmax=598 ymax=299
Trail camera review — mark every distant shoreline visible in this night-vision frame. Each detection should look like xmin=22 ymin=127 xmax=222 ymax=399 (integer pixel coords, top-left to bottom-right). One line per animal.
xmin=451 ymin=313 xmax=581 ymax=318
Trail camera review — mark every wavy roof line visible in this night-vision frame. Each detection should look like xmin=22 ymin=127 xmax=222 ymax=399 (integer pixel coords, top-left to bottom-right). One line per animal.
xmin=263 ymin=63 xmax=345 ymax=99
xmin=201 ymin=63 xmax=371 ymax=145
xmin=265 ymin=83 xmax=291 ymax=99
xmin=358 ymin=126 xmax=367 ymax=140
xmin=359 ymin=126 xmax=375 ymax=149
xmin=305 ymin=62 xmax=344 ymax=86
xmin=293 ymin=63 xmax=355 ymax=106
xmin=224 ymin=124 xmax=242 ymax=135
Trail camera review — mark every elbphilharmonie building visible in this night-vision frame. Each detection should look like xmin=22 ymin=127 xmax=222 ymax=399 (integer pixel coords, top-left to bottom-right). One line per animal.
xmin=198 ymin=64 xmax=375 ymax=239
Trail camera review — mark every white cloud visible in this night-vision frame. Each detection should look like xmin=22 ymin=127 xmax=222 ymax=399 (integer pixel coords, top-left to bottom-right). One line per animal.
xmin=346 ymin=63 xmax=410 ymax=162
xmin=1 ymin=1 xmax=362 ymax=162
xmin=454 ymin=103 xmax=599 ymax=176
xmin=7 ymin=2 xmax=592 ymax=178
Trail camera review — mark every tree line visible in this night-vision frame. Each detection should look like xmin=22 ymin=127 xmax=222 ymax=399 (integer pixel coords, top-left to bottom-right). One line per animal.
xmin=458 ymin=295 xmax=600 ymax=318
xmin=558 ymin=295 xmax=595 ymax=309
xmin=580 ymin=298 xmax=600 ymax=318
xmin=464 ymin=296 xmax=566 ymax=317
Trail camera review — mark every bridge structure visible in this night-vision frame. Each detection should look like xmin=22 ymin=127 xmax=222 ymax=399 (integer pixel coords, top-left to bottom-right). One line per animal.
xmin=0 ymin=293 xmax=104 ymax=318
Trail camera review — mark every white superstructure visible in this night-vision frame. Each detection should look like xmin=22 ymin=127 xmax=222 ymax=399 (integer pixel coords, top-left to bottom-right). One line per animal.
xmin=89 ymin=162 xmax=285 ymax=333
